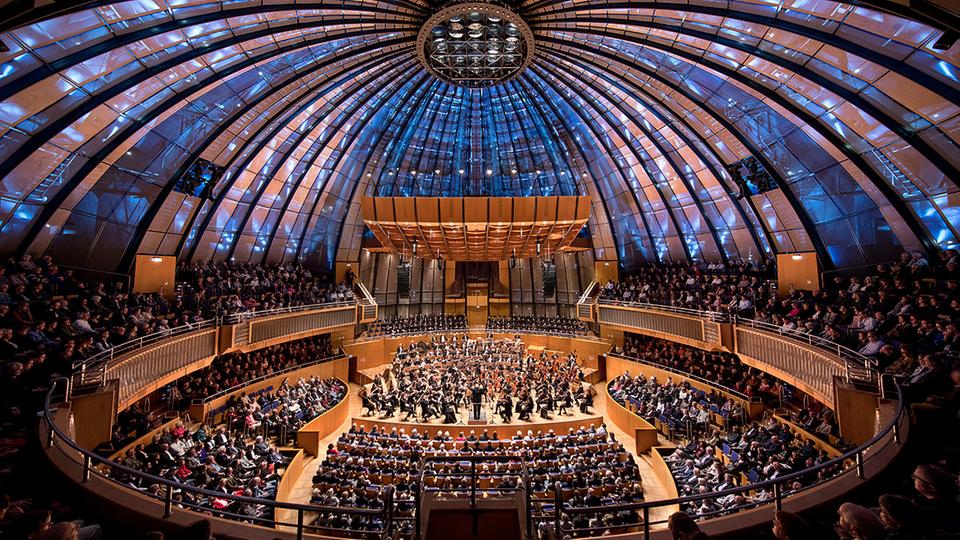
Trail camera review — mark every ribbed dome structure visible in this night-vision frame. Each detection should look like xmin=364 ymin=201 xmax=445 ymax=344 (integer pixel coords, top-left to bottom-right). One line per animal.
xmin=0 ymin=0 xmax=957 ymax=271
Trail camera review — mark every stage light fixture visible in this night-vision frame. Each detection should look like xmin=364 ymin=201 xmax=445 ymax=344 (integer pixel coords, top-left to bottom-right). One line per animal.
xmin=417 ymin=2 xmax=534 ymax=88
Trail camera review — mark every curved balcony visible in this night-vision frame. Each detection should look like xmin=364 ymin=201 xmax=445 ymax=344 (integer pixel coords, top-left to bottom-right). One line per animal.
xmin=41 ymin=378 xmax=382 ymax=540
xmin=548 ymin=376 xmax=903 ymax=538
xmin=42 ymin=298 xmax=907 ymax=539
xmin=596 ymin=299 xmax=877 ymax=406
xmin=68 ymin=301 xmax=358 ymax=412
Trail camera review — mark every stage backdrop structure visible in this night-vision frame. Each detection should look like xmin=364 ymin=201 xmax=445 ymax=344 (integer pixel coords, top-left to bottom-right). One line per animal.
xmin=361 ymin=196 xmax=590 ymax=261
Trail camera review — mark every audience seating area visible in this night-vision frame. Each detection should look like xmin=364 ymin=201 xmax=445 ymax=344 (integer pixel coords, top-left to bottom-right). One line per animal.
xmin=16 ymin=253 xmax=960 ymax=539
xmin=486 ymin=315 xmax=593 ymax=336
xmin=174 ymin=336 xmax=334 ymax=407
xmin=613 ymin=335 xmax=839 ymax=440
xmin=0 ymin=255 xmax=350 ymax=537
xmin=109 ymin=376 xmax=346 ymax=524
xmin=99 ymin=335 xmax=337 ymax=454
xmin=614 ymin=335 xmax=780 ymax=403
xmin=605 ymin=253 xmax=960 ymax=410
xmin=608 ymin=373 xmax=746 ymax=438
xmin=599 ymin=261 xmax=773 ymax=315
xmin=312 ymin=423 xmax=642 ymax=537
xmin=176 ymin=262 xmax=355 ymax=318
xmin=364 ymin=314 xmax=467 ymax=337
xmin=664 ymin=416 xmax=842 ymax=515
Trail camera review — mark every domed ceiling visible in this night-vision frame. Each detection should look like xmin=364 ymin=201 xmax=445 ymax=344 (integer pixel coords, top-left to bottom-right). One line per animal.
xmin=0 ymin=0 xmax=957 ymax=271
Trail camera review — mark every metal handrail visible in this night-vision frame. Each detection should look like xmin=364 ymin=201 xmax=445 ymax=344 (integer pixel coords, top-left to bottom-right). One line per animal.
xmin=734 ymin=317 xmax=877 ymax=373
xmin=576 ymin=281 xmax=598 ymax=304
xmin=191 ymin=353 xmax=348 ymax=405
xmin=355 ymin=282 xmax=377 ymax=305
xmin=597 ymin=298 xmax=733 ymax=323
xmin=227 ymin=300 xmax=357 ymax=324
xmin=42 ymin=378 xmax=394 ymax=540
xmin=596 ymin=299 xmax=876 ymax=377
xmin=551 ymin=379 xmax=905 ymax=538
xmin=415 ymin=454 xmax=531 ymax=540
xmin=71 ymin=318 xmax=217 ymax=374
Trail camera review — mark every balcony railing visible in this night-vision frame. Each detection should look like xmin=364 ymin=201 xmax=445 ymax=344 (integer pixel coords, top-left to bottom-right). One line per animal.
xmin=72 ymin=319 xmax=216 ymax=386
xmin=596 ymin=298 xmax=877 ymax=399
xmin=546 ymin=377 xmax=904 ymax=539
xmin=245 ymin=304 xmax=356 ymax=345
xmin=70 ymin=300 xmax=358 ymax=402
xmin=597 ymin=298 xmax=733 ymax=322
xmin=226 ymin=300 xmax=356 ymax=325
xmin=42 ymin=378 xmax=395 ymax=540
xmin=735 ymin=317 xmax=877 ymax=382
xmin=43 ymin=294 xmax=908 ymax=539
xmin=597 ymin=301 xmax=715 ymax=344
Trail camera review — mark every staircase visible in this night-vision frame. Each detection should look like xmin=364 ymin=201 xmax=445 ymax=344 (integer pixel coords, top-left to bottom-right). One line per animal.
xmin=417 ymin=455 xmax=531 ymax=540
xmin=355 ymin=282 xmax=378 ymax=323
xmin=576 ymin=281 xmax=599 ymax=322
xmin=27 ymin=152 xmax=77 ymax=203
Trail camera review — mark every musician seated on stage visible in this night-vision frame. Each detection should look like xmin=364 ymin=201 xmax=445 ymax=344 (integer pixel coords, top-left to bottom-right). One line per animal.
xmin=358 ymin=337 xmax=597 ymax=424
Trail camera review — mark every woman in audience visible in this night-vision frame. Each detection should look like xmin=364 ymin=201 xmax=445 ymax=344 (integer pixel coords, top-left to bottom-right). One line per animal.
xmin=668 ymin=511 xmax=710 ymax=540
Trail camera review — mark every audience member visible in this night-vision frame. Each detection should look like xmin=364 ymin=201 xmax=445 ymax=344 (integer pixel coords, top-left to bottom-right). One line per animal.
xmin=835 ymin=502 xmax=887 ymax=540
xmin=177 ymin=261 xmax=353 ymax=318
xmin=771 ymin=510 xmax=811 ymax=540
xmin=487 ymin=315 xmax=592 ymax=336
xmin=365 ymin=314 xmax=466 ymax=337
xmin=668 ymin=511 xmax=710 ymax=540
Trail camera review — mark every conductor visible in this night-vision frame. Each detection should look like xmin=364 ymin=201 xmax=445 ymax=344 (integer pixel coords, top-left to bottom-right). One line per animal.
xmin=471 ymin=384 xmax=486 ymax=420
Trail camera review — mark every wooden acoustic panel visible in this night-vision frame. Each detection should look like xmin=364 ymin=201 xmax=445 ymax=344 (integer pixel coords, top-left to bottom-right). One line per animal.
xmin=361 ymin=196 xmax=590 ymax=261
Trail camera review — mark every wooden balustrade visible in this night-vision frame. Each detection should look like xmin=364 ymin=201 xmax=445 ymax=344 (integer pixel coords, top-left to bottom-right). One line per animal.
xmin=273 ymin=448 xmax=307 ymax=530
xmin=296 ymin=390 xmax=351 ymax=456
xmin=605 ymin=355 xmax=765 ymax=420
xmin=188 ymin=356 xmax=350 ymax=423
xmin=603 ymin=388 xmax=660 ymax=454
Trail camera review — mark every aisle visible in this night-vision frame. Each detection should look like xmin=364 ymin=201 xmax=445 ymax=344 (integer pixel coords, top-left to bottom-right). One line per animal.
xmin=278 ymin=381 xmax=678 ymax=533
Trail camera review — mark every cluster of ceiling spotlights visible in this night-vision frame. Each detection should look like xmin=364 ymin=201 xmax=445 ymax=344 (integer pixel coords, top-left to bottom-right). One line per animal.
xmin=418 ymin=3 xmax=533 ymax=88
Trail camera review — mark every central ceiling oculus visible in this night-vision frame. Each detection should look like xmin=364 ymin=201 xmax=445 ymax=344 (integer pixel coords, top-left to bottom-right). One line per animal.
xmin=417 ymin=2 xmax=534 ymax=88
